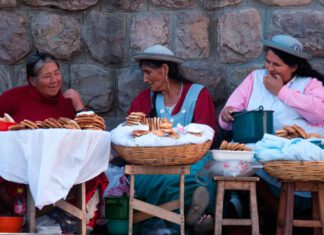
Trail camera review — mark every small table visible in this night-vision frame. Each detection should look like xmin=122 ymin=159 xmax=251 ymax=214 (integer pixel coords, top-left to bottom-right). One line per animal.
xmin=125 ymin=165 xmax=190 ymax=235
xmin=0 ymin=129 xmax=111 ymax=234
xmin=214 ymin=176 xmax=260 ymax=235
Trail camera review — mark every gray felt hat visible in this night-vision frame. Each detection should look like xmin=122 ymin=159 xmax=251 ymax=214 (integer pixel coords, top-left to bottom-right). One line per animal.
xmin=263 ymin=35 xmax=311 ymax=59
xmin=134 ymin=45 xmax=184 ymax=64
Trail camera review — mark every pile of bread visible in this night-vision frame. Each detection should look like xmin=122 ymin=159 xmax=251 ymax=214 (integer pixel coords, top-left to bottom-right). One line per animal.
xmin=275 ymin=125 xmax=322 ymax=139
xmin=7 ymin=113 xmax=106 ymax=131
xmin=126 ymin=112 xmax=180 ymax=139
xmin=219 ymin=140 xmax=252 ymax=151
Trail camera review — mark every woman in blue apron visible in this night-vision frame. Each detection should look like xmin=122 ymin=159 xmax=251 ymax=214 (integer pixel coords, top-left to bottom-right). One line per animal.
xmin=128 ymin=45 xmax=217 ymax=232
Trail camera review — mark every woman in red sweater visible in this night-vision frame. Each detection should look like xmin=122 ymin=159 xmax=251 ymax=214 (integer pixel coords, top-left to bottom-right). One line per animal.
xmin=0 ymin=52 xmax=108 ymax=230
xmin=129 ymin=45 xmax=216 ymax=233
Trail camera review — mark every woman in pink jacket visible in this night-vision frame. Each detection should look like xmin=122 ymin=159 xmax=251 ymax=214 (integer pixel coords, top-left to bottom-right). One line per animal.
xmin=219 ymin=34 xmax=324 ymax=230
xmin=219 ymin=34 xmax=324 ymax=135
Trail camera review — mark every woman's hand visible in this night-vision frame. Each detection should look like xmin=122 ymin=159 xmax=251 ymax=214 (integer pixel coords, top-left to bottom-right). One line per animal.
xmin=263 ymin=73 xmax=283 ymax=96
xmin=63 ymin=89 xmax=85 ymax=112
xmin=221 ymin=106 xmax=236 ymax=123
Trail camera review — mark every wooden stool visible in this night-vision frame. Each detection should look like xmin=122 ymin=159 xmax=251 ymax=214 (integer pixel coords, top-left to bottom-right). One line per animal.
xmin=214 ymin=176 xmax=260 ymax=235
xmin=276 ymin=181 xmax=324 ymax=235
xmin=27 ymin=183 xmax=87 ymax=235
xmin=125 ymin=165 xmax=190 ymax=235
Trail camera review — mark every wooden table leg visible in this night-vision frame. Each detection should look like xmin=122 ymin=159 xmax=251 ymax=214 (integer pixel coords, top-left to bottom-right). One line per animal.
xmin=77 ymin=183 xmax=86 ymax=235
xmin=27 ymin=186 xmax=36 ymax=233
xmin=318 ymin=186 xmax=324 ymax=235
xmin=284 ymin=183 xmax=294 ymax=235
xmin=128 ymin=175 xmax=134 ymax=235
xmin=276 ymin=182 xmax=288 ymax=235
xmin=250 ymin=182 xmax=260 ymax=235
xmin=214 ymin=181 xmax=225 ymax=235
xmin=180 ymin=174 xmax=185 ymax=235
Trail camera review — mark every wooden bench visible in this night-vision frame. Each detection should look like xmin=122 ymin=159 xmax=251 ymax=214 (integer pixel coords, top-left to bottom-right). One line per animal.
xmin=125 ymin=165 xmax=190 ymax=235
xmin=214 ymin=176 xmax=260 ymax=235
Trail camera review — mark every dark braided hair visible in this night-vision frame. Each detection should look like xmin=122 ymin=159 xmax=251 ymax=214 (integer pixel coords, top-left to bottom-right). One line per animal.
xmin=139 ymin=59 xmax=192 ymax=117
xmin=266 ymin=47 xmax=324 ymax=84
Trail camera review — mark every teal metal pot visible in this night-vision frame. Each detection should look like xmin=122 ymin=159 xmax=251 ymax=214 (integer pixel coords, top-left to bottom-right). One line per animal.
xmin=232 ymin=106 xmax=274 ymax=143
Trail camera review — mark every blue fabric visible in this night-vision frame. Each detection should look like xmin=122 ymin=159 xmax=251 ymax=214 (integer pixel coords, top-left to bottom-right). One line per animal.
xmin=135 ymin=84 xmax=215 ymax=209
xmin=155 ymin=84 xmax=204 ymax=126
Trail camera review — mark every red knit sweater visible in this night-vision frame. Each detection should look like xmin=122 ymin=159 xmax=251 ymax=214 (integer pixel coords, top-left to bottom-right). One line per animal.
xmin=0 ymin=85 xmax=75 ymax=122
xmin=128 ymin=83 xmax=217 ymax=134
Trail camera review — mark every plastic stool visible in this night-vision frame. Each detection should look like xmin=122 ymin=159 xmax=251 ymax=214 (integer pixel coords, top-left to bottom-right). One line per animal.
xmin=276 ymin=181 xmax=324 ymax=235
xmin=214 ymin=176 xmax=260 ymax=235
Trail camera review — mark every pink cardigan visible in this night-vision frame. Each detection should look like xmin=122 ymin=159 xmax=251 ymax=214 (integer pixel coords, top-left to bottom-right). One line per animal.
xmin=219 ymin=71 xmax=324 ymax=130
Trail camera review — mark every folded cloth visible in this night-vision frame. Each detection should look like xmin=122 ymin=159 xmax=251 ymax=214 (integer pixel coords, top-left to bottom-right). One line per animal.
xmin=255 ymin=134 xmax=324 ymax=161
xmin=111 ymin=123 xmax=214 ymax=147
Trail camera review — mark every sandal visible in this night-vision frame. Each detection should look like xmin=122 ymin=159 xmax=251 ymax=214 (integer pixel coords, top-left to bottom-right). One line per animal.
xmin=194 ymin=214 xmax=214 ymax=232
xmin=186 ymin=186 xmax=210 ymax=226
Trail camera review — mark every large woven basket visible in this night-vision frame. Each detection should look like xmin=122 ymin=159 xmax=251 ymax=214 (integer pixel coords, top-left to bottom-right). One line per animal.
xmin=112 ymin=140 xmax=212 ymax=166
xmin=263 ymin=160 xmax=324 ymax=182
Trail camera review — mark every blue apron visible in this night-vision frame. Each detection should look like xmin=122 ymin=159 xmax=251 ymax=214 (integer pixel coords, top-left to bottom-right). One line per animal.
xmin=134 ymin=84 xmax=215 ymax=208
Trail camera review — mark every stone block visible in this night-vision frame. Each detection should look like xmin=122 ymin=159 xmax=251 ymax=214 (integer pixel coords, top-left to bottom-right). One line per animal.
xmin=0 ymin=12 xmax=31 ymax=65
xmin=257 ymin=0 xmax=311 ymax=6
xmin=103 ymin=0 xmax=145 ymax=11
xmin=70 ymin=64 xmax=114 ymax=113
xmin=175 ymin=12 xmax=210 ymax=59
xmin=130 ymin=13 xmax=170 ymax=53
xmin=23 ymin=0 xmax=98 ymax=10
xmin=150 ymin=0 xmax=194 ymax=8
xmin=0 ymin=0 xmax=16 ymax=7
xmin=0 ymin=65 xmax=12 ymax=93
xmin=180 ymin=61 xmax=225 ymax=102
xmin=117 ymin=66 xmax=147 ymax=114
xmin=31 ymin=13 xmax=81 ymax=60
xmin=83 ymin=11 xmax=126 ymax=65
xmin=268 ymin=10 xmax=324 ymax=57
xmin=217 ymin=8 xmax=262 ymax=63
xmin=201 ymin=0 xmax=241 ymax=9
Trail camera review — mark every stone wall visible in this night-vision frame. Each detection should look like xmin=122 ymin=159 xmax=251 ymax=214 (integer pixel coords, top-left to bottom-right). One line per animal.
xmin=0 ymin=0 xmax=324 ymax=130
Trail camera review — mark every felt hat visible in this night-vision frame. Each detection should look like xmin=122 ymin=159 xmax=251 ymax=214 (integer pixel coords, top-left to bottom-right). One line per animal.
xmin=263 ymin=34 xmax=311 ymax=59
xmin=133 ymin=44 xmax=184 ymax=64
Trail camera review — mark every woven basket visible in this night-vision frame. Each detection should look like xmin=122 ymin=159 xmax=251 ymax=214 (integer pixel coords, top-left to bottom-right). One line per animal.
xmin=112 ymin=140 xmax=212 ymax=166
xmin=263 ymin=160 xmax=324 ymax=182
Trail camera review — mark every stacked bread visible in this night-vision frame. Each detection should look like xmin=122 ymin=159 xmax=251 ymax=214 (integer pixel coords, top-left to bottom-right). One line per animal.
xmin=152 ymin=119 xmax=180 ymax=139
xmin=125 ymin=112 xmax=146 ymax=126
xmin=8 ymin=114 xmax=106 ymax=131
xmin=275 ymin=125 xmax=322 ymax=139
xmin=219 ymin=140 xmax=252 ymax=151
xmin=74 ymin=114 xmax=106 ymax=130
xmin=9 ymin=118 xmax=81 ymax=130
xmin=131 ymin=116 xmax=180 ymax=139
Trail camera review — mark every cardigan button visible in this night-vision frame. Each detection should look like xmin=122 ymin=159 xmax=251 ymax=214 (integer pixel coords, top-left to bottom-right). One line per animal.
xmin=181 ymin=109 xmax=186 ymax=113
xmin=160 ymin=109 xmax=165 ymax=113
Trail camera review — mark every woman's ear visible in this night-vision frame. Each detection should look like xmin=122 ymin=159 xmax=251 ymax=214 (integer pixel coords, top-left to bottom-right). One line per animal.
xmin=28 ymin=76 xmax=36 ymax=86
xmin=162 ymin=63 xmax=169 ymax=78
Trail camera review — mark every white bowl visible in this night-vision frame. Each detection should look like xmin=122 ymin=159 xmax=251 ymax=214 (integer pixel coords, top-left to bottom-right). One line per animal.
xmin=211 ymin=150 xmax=254 ymax=161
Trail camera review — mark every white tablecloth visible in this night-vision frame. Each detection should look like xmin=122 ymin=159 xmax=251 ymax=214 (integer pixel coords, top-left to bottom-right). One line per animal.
xmin=0 ymin=129 xmax=111 ymax=208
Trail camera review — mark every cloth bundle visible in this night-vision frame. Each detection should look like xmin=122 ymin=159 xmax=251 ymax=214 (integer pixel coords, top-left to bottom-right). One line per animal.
xmin=255 ymin=134 xmax=324 ymax=161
